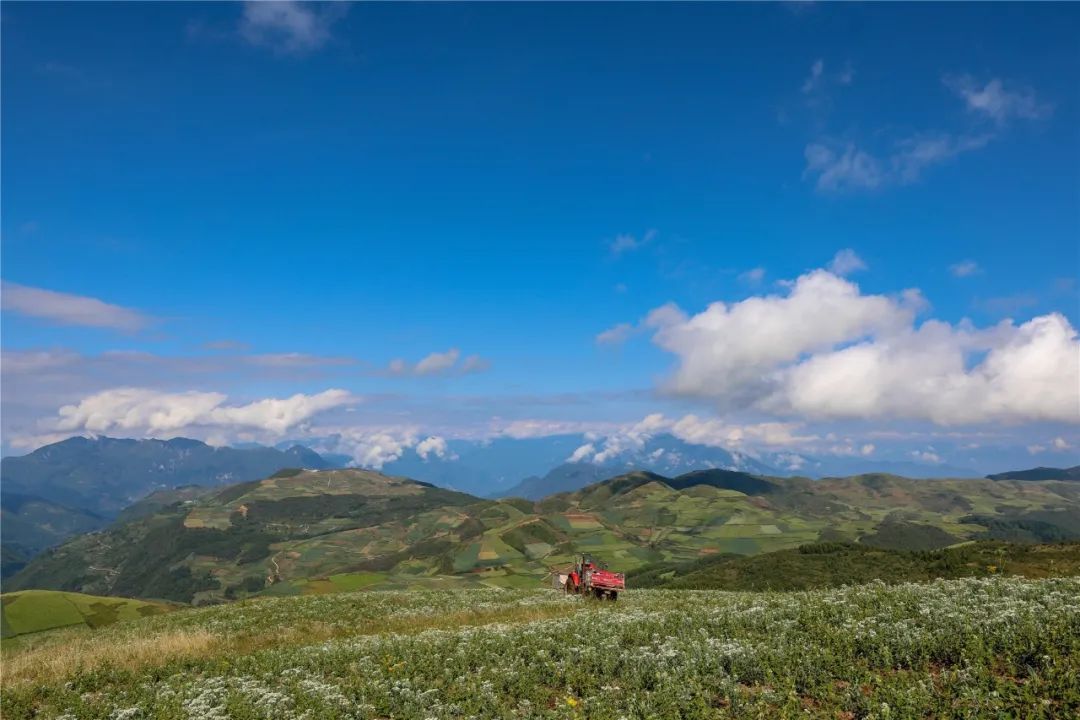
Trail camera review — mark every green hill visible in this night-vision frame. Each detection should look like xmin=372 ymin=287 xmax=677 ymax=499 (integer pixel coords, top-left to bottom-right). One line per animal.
xmin=987 ymin=465 xmax=1080 ymax=482
xmin=629 ymin=540 xmax=1080 ymax=590
xmin=10 ymin=467 xmax=1080 ymax=603
xmin=0 ymin=589 xmax=174 ymax=639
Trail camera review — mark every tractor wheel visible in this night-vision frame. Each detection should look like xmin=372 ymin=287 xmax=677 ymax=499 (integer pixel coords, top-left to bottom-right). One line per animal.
xmin=593 ymin=587 xmax=604 ymax=600
xmin=608 ymin=591 xmax=618 ymax=602
xmin=565 ymin=579 xmax=577 ymax=595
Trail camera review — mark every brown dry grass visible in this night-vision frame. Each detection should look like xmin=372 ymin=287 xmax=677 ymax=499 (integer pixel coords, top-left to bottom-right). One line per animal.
xmin=2 ymin=629 xmax=219 ymax=687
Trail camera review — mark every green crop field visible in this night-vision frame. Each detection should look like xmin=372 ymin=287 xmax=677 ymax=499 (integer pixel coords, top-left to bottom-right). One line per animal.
xmin=2 ymin=578 xmax=1078 ymax=719
xmin=0 ymin=590 xmax=173 ymax=640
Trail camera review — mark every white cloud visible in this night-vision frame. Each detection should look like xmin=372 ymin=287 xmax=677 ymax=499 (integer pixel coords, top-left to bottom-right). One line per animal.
xmin=239 ymin=1 xmax=346 ymax=55
xmin=670 ymin=415 xmax=816 ymax=448
xmin=911 ymin=449 xmax=943 ymax=464
xmin=640 ymin=267 xmax=1080 ymax=426
xmin=801 ymin=59 xmax=824 ymax=94
xmin=1 ymin=282 xmax=151 ymax=332
xmin=414 ymin=348 xmax=460 ymax=375
xmin=805 ymin=134 xmax=990 ymax=192
xmin=944 ymin=75 xmax=1052 ymax=125
xmin=949 ymin=260 xmax=981 ymax=278
xmin=1 ymin=349 xmax=81 ymax=374
xmin=567 ymin=443 xmax=596 ymax=463
xmin=827 ymin=249 xmax=867 ymax=276
xmin=336 ymin=430 xmax=415 ymax=469
xmin=804 ymin=143 xmax=883 ymax=192
xmin=461 ymin=354 xmax=491 ymax=373
xmin=890 ymin=133 xmax=992 ymax=184
xmin=498 ymin=419 xmax=617 ymax=439
xmin=1053 ymin=436 xmax=1073 ymax=451
xmin=596 ymin=322 xmax=636 ymax=346
xmin=738 ymin=267 xmax=766 ymax=285
xmin=416 ymin=435 xmax=456 ymax=461
xmin=387 ymin=348 xmax=489 ymax=377
xmin=801 ymin=59 xmax=853 ymax=98
xmin=49 ymin=387 xmax=355 ymax=436
xmin=609 ymin=229 xmax=655 ymax=257
xmin=804 ymin=73 xmax=1047 ymax=194
xmin=1027 ymin=444 xmax=1046 ymax=455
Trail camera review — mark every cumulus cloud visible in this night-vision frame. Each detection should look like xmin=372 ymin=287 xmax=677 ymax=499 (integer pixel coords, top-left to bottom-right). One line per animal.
xmin=567 ymin=443 xmax=596 ymax=463
xmin=640 ymin=268 xmax=1080 ymax=426
xmin=239 ymin=1 xmax=346 ymax=54
xmin=949 ymin=260 xmax=981 ymax=278
xmin=386 ymin=348 xmax=489 ymax=377
xmin=944 ymin=75 xmax=1053 ymax=125
xmin=416 ymin=435 xmax=456 ymax=461
xmin=49 ymin=387 xmax=355 ymax=436
xmin=1 ymin=282 xmax=152 ymax=332
xmin=328 ymin=429 xmax=416 ymax=469
xmin=827 ymin=249 xmax=866 ymax=276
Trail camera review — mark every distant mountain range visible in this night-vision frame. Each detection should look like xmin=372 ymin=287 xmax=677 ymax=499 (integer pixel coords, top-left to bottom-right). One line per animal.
xmin=11 ymin=465 xmax=1079 ymax=603
xmin=0 ymin=437 xmax=344 ymax=576
xmin=3 ymin=433 xmax=1073 ymax=580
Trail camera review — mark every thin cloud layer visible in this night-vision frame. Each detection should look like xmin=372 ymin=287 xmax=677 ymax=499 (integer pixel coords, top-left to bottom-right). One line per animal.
xmin=387 ymin=348 xmax=490 ymax=377
xmin=804 ymin=73 xmax=1048 ymax=192
xmin=944 ymin=75 xmax=1053 ymax=125
xmin=239 ymin=1 xmax=346 ymax=55
xmin=1 ymin=282 xmax=151 ymax=332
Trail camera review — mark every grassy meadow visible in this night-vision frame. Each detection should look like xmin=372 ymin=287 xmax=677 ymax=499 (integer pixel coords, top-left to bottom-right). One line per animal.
xmin=3 ymin=578 xmax=1078 ymax=719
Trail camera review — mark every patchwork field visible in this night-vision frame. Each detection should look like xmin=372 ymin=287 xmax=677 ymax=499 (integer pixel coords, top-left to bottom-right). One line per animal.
xmin=0 ymin=590 xmax=173 ymax=640
xmin=2 ymin=578 xmax=1077 ymax=719
xmin=9 ymin=468 xmax=1080 ymax=604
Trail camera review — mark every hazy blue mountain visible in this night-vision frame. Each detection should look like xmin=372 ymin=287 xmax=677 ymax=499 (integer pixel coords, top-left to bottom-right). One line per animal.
xmin=499 ymin=434 xmax=780 ymax=499
xmin=1 ymin=436 xmax=338 ymax=517
xmin=380 ymin=435 xmax=588 ymax=496
xmin=0 ymin=437 xmax=341 ymax=566
xmin=1 ymin=493 xmax=105 ymax=578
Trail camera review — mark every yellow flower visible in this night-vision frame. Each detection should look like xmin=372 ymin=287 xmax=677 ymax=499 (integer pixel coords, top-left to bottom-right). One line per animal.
xmin=566 ymin=696 xmax=579 ymax=707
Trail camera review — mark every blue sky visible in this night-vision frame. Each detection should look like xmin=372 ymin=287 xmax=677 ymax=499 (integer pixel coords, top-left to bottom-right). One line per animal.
xmin=2 ymin=2 xmax=1078 ymax=469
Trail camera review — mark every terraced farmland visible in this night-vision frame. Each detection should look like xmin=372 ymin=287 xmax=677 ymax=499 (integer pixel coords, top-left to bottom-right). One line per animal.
xmin=9 ymin=468 xmax=1079 ymax=603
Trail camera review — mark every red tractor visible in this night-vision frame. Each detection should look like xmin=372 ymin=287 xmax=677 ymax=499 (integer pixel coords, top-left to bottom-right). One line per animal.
xmin=564 ymin=554 xmax=624 ymax=601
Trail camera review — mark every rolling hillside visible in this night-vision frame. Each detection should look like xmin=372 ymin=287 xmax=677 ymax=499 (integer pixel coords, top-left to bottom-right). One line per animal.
xmin=10 ymin=467 xmax=1080 ymax=603
xmin=629 ymin=540 xmax=1080 ymax=590
xmin=0 ymin=589 xmax=174 ymax=639
xmin=0 ymin=436 xmax=343 ymax=568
